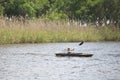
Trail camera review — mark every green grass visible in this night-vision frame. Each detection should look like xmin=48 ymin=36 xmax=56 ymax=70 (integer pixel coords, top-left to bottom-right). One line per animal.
xmin=0 ymin=17 xmax=120 ymax=44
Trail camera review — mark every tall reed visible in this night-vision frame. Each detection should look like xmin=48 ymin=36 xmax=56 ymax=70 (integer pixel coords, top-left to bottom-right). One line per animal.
xmin=0 ymin=17 xmax=120 ymax=44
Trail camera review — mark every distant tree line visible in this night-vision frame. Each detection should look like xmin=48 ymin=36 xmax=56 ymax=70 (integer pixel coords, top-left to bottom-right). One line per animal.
xmin=0 ymin=0 xmax=120 ymax=26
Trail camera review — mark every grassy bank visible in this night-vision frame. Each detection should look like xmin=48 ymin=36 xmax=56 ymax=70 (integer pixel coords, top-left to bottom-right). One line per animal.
xmin=0 ymin=17 xmax=120 ymax=44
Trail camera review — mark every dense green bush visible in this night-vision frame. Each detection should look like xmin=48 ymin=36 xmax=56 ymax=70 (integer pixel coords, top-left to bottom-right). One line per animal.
xmin=45 ymin=12 xmax=68 ymax=20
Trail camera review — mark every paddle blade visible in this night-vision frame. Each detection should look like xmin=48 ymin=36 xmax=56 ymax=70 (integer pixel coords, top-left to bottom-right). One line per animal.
xmin=79 ymin=41 xmax=84 ymax=45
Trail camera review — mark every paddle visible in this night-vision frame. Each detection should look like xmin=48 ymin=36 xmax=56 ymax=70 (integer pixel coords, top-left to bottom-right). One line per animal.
xmin=79 ymin=41 xmax=84 ymax=46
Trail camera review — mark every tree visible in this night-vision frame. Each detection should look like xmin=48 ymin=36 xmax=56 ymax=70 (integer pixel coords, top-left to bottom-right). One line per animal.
xmin=0 ymin=0 xmax=7 ymax=4
xmin=4 ymin=0 xmax=34 ymax=17
xmin=0 ymin=5 xmax=4 ymax=16
xmin=0 ymin=0 xmax=119 ymax=26
xmin=3 ymin=0 xmax=50 ymax=18
xmin=31 ymin=0 xmax=50 ymax=17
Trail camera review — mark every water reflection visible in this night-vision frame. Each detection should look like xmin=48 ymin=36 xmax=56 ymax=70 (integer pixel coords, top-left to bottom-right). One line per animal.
xmin=0 ymin=42 xmax=120 ymax=80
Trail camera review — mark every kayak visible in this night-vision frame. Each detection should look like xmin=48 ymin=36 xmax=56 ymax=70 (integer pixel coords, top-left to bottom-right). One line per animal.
xmin=55 ymin=52 xmax=93 ymax=57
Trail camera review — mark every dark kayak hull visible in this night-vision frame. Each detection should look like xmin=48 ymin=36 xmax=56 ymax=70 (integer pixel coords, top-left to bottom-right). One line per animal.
xmin=55 ymin=53 xmax=93 ymax=57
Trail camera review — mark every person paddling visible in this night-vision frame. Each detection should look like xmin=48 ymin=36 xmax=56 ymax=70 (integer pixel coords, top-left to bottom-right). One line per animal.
xmin=67 ymin=48 xmax=74 ymax=53
xmin=66 ymin=41 xmax=84 ymax=53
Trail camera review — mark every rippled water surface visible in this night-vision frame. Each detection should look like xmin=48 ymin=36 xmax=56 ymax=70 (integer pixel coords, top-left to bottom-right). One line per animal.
xmin=0 ymin=42 xmax=120 ymax=80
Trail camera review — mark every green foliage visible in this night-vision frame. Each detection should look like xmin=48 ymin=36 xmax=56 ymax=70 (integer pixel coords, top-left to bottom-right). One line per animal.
xmin=0 ymin=5 xmax=4 ymax=16
xmin=32 ymin=0 xmax=50 ymax=17
xmin=0 ymin=0 xmax=119 ymax=25
xmin=46 ymin=12 xmax=68 ymax=20
xmin=4 ymin=0 xmax=35 ymax=17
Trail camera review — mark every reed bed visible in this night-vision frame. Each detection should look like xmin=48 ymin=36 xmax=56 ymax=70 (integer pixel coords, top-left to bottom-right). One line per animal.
xmin=0 ymin=17 xmax=120 ymax=44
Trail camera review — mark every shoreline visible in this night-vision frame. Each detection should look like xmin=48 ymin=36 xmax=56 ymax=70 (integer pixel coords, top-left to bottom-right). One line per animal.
xmin=0 ymin=19 xmax=120 ymax=45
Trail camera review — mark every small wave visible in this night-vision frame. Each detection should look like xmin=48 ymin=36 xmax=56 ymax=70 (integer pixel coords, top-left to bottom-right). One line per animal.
xmin=108 ymin=53 xmax=120 ymax=57
xmin=11 ymin=52 xmax=52 ymax=56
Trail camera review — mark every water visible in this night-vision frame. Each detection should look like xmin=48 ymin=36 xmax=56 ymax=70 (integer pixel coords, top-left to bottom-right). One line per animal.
xmin=0 ymin=42 xmax=120 ymax=80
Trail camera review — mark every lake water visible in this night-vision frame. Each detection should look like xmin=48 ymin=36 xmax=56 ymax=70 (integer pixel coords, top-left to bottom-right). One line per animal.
xmin=0 ymin=42 xmax=120 ymax=80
